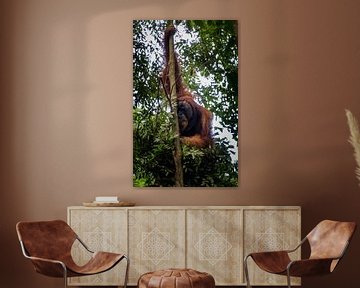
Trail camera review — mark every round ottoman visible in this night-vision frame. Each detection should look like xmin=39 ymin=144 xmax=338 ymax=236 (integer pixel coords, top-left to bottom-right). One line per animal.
xmin=138 ymin=268 xmax=215 ymax=288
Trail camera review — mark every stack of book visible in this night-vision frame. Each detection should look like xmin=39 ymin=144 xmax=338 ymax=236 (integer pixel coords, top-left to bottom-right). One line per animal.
xmin=83 ymin=196 xmax=135 ymax=207
xmin=93 ymin=196 xmax=119 ymax=204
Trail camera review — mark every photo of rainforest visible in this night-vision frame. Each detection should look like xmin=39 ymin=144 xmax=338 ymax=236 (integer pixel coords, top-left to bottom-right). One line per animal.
xmin=133 ymin=20 xmax=238 ymax=187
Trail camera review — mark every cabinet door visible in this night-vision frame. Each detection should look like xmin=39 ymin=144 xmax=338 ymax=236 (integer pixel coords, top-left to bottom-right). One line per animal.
xmin=68 ymin=208 xmax=127 ymax=286
xmin=243 ymin=208 xmax=301 ymax=286
xmin=187 ymin=209 xmax=243 ymax=285
xmin=128 ymin=209 xmax=186 ymax=284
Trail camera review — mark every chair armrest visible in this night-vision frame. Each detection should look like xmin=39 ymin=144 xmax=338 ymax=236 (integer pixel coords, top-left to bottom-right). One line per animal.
xmin=246 ymin=236 xmax=306 ymax=258
xmin=19 ymin=240 xmax=67 ymax=277
xmin=286 ymin=237 xmax=307 ymax=253
xmin=25 ymin=255 xmax=67 ymax=277
xmin=287 ymin=258 xmax=335 ymax=277
xmin=25 ymin=255 xmax=63 ymax=264
xmin=247 ymin=250 xmax=290 ymax=258
xmin=245 ymin=236 xmax=307 ymax=259
xmin=76 ymin=236 xmax=94 ymax=253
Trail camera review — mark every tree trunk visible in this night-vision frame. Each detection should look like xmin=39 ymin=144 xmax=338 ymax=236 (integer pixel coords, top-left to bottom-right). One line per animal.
xmin=167 ymin=23 xmax=184 ymax=187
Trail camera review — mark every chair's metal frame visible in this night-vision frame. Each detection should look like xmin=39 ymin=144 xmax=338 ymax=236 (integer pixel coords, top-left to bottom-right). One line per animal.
xmin=19 ymin=234 xmax=129 ymax=288
xmin=244 ymin=236 xmax=350 ymax=288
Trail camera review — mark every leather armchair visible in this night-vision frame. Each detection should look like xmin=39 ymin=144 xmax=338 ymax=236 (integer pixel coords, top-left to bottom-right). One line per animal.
xmin=244 ymin=219 xmax=356 ymax=288
xmin=16 ymin=220 xmax=129 ymax=288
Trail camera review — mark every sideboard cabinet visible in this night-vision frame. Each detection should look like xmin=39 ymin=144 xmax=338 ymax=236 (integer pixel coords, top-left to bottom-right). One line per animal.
xmin=67 ymin=206 xmax=301 ymax=286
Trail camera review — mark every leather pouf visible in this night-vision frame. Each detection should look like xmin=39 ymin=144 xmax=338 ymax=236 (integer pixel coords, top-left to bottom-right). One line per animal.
xmin=138 ymin=268 xmax=215 ymax=288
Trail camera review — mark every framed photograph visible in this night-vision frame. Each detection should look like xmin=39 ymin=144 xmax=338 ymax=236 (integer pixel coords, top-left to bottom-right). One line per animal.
xmin=133 ymin=20 xmax=238 ymax=187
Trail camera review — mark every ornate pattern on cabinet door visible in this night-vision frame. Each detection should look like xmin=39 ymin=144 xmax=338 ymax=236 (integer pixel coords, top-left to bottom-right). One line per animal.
xmin=128 ymin=209 xmax=186 ymax=284
xmin=68 ymin=209 xmax=127 ymax=286
xmin=187 ymin=209 xmax=243 ymax=285
xmin=244 ymin=209 xmax=301 ymax=286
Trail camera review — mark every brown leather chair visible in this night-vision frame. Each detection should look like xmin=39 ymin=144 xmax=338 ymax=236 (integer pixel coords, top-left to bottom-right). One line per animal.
xmin=16 ymin=220 xmax=129 ymax=288
xmin=244 ymin=220 xmax=356 ymax=288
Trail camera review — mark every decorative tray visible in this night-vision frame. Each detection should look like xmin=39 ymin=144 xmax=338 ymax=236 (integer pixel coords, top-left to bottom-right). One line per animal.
xmin=83 ymin=201 xmax=135 ymax=207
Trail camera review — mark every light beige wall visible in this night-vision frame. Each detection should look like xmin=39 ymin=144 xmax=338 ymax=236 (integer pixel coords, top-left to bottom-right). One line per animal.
xmin=1 ymin=0 xmax=360 ymax=287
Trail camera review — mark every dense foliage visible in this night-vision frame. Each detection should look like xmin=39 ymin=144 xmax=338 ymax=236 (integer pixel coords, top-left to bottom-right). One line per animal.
xmin=133 ymin=20 xmax=238 ymax=187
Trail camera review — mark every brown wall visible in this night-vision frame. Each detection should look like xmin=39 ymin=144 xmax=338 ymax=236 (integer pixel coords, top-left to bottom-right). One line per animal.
xmin=1 ymin=0 xmax=360 ymax=287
